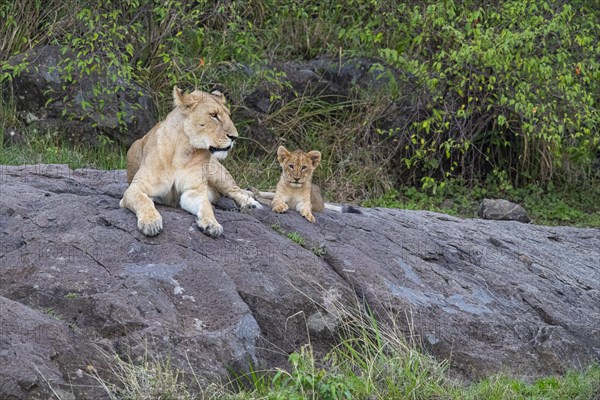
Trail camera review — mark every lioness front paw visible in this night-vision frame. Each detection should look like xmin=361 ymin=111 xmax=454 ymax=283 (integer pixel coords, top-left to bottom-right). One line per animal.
xmin=272 ymin=202 xmax=288 ymax=213
xmin=197 ymin=218 xmax=223 ymax=238
xmin=242 ymin=197 xmax=263 ymax=209
xmin=138 ymin=210 xmax=163 ymax=236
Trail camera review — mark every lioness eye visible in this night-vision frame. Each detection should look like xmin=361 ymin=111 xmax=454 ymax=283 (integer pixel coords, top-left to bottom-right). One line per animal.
xmin=288 ymin=164 xmax=294 ymax=169
xmin=210 ymin=112 xmax=218 ymax=119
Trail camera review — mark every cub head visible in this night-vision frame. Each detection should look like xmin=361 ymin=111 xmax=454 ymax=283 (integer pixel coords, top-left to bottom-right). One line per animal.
xmin=173 ymin=86 xmax=238 ymax=160
xmin=277 ymin=146 xmax=321 ymax=188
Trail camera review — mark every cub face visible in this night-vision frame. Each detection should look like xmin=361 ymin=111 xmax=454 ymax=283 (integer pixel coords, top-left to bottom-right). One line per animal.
xmin=277 ymin=146 xmax=321 ymax=187
xmin=173 ymin=86 xmax=237 ymax=160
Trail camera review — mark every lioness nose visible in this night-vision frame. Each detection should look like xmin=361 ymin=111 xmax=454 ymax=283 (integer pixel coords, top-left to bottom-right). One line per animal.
xmin=227 ymin=134 xmax=237 ymax=141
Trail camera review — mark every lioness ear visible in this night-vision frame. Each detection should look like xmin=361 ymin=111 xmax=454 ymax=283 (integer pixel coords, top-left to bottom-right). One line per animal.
xmin=277 ymin=146 xmax=291 ymax=164
xmin=307 ymin=150 xmax=321 ymax=168
xmin=211 ymin=90 xmax=227 ymax=106
xmin=173 ymin=85 xmax=194 ymax=111
xmin=173 ymin=85 xmax=184 ymax=107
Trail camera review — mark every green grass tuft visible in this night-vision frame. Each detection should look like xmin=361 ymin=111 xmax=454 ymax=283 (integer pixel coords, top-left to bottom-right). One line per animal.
xmin=286 ymin=231 xmax=306 ymax=246
xmin=0 ymin=127 xmax=126 ymax=170
xmin=363 ymin=179 xmax=600 ymax=228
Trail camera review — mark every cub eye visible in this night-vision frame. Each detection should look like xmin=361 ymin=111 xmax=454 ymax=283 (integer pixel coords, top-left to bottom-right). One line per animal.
xmin=288 ymin=164 xmax=294 ymax=170
xmin=210 ymin=112 xmax=218 ymax=119
xmin=301 ymin=165 xmax=307 ymax=171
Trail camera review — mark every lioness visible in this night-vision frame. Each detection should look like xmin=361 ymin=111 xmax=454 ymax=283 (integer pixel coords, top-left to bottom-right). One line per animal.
xmin=254 ymin=146 xmax=359 ymax=223
xmin=120 ymin=86 xmax=261 ymax=237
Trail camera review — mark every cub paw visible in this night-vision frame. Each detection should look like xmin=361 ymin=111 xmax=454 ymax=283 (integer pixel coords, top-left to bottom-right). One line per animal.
xmin=302 ymin=212 xmax=316 ymax=223
xmin=272 ymin=203 xmax=289 ymax=213
xmin=138 ymin=211 xmax=163 ymax=236
xmin=197 ymin=218 xmax=223 ymax=238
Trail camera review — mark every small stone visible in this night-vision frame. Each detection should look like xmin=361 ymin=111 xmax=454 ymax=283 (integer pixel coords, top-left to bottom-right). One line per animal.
xmin=478 ymin=198 xmax=531 ymax=223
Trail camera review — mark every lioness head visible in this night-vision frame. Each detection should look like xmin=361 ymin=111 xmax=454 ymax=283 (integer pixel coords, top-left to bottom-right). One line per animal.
xmin=277 ymin=146 xmax=321 ymax=188
xmin=173 ymin=86 xmax=237 ymax=160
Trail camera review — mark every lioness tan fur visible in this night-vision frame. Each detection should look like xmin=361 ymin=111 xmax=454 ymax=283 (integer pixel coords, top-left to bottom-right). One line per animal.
xmin=120 ymin=86 xmax=261 ymax=237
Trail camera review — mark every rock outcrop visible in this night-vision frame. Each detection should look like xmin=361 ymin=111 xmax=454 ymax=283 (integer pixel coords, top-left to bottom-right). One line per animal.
xmin=3 ymin=46 xmax=156 ymax=146
xmin=1 ymin=164 xmax=599 ymax=398
xmin=3 ymin=51 xmax=414 ymax=160
xmin=238 ymin=56 xmax=419 ymax=153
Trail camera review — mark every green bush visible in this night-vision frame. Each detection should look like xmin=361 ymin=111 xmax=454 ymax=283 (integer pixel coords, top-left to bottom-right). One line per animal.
xmin=353 ymin=0 xmax=599 ymax=187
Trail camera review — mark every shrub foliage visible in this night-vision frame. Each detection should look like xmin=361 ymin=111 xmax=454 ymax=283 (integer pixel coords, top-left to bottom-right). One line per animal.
xmin=1 ymin=0 xmax=598 ymax=193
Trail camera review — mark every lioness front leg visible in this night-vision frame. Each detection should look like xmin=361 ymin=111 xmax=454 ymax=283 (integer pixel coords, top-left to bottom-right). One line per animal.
xmin=120 ymin=185 xmax=163 ymax=236
xmin=218 ymin=185 xmax=262 ymax=210
xmin=207 ymin=160 xmax=262 ymax=209
xmin=180 ymin=189 xmax=223 ymax=237
xmin=296 ymin=202 xmax=316 ymax=223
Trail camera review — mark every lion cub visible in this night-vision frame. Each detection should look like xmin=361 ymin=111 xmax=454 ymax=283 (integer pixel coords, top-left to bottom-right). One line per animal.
xmin=270 ymin=146 xmax=324 ymax=223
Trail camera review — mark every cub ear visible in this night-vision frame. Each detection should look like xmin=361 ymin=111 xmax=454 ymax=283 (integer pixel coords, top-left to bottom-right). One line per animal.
xmin=277 ymin=146 xmax=291 ymax=164
xmin=307 ymin=150 xmax=321 ymax=168
xmin=173 ymin=85 xmax=194 ymax=111
xmin=211 ymin=90 xmax=227 ymax=106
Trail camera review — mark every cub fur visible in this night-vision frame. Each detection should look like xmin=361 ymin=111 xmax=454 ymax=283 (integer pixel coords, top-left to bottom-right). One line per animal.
xmin=253 ymin=146 xmax=361 ymax=221
xmin=269 ymin=146 xmax=323 ymax=223
xmin=120 ymin=86 xmax=261 ymax=237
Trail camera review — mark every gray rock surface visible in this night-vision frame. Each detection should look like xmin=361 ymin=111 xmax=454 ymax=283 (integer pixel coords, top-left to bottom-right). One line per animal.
xmin=479 ymin=198 xmax=531 ymax=223
xmin=1 ymin=165 xmax=599 ymax=398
